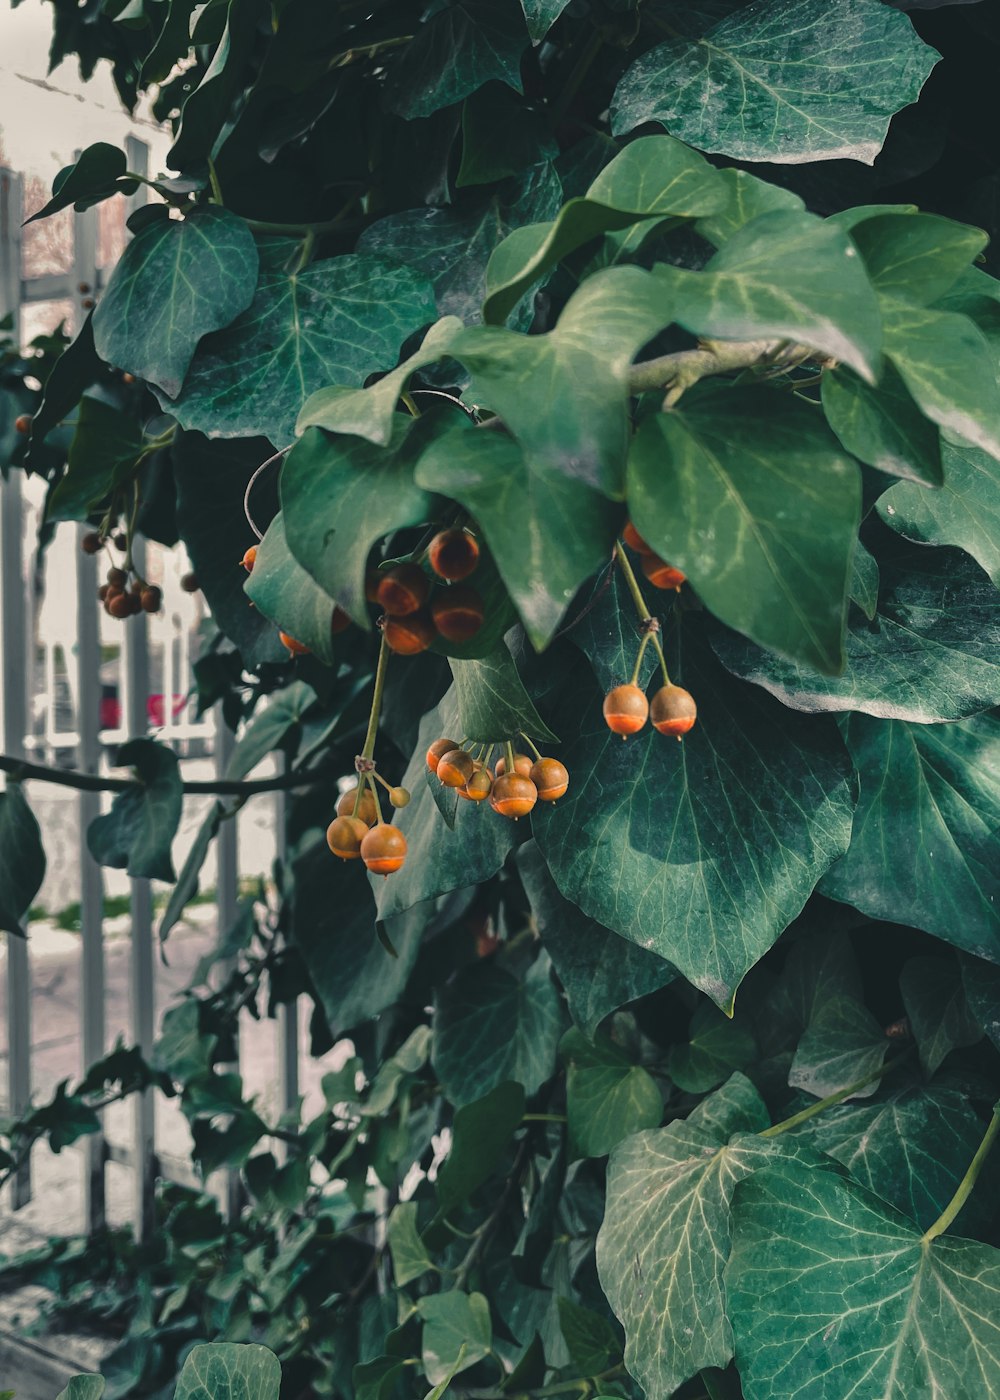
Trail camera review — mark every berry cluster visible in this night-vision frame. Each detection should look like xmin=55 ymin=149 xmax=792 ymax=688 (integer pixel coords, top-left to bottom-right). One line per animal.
xmin=82 ymin=531 xmax=163 ymax=619
xmin=377 ymin=528 xmax=484 ymax=656
xmin=426 ymin=738 xmax=568 ymax=818
xmin=326 ymin=763 xmax=412 ymax=875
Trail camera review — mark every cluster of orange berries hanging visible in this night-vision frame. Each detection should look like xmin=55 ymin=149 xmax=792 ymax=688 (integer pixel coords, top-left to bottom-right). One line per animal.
xmin=603 ymin=524 xmax=698 ymax=741
xmin=375 ymin=527 xmax=483 ymax=655
xmin=326 ymin=765 xmax=412 ymax=875
xmin=427 ymin=738 xmax=568 ymax=818
xmin=82 ymin=530 xmax=163 ymax=619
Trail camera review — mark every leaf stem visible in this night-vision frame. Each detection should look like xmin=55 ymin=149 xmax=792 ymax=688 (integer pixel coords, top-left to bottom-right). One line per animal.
xmin=923 ymin=1104 xmax=1000 ymax=1242
xmin=361 ymin=633 xmax=390 ymax=761
xmin=761 ymin=1051 xmax=911 ymax=1138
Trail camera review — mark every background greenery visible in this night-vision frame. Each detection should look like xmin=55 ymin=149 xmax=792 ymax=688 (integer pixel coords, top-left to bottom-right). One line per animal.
xmin=2 ymin=1 xmax=1000 ymax=1397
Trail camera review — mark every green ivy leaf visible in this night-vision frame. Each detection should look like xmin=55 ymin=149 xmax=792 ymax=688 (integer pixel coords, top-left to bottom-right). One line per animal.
xmin=658 ymin=211 xmax=883 ymax=383
xmin=787 ymin=1081 xmax=996 ymax=1235
xmin=167 ymin=242 xmax=437 ymax=442
xmin=695 ymin=169 xmax=805 ymax=248
xmin=243 ymin=513 xmax=338 ymax=664
xmin=961 ymin=954 xmax=1000 ymax=1051
xmin=225 ymin=682 xmax=316 ymax=780
xmin=789 ymin=994 xmax=889 ymax=1099
xmin=842 ymin=211 xmax=987 ymax=305
xmin=26 ymin=142 xmax=133 ymax=222
xmin=434 ymin=954 xmax=564 ymax=1105
xmin=850 ymin=541 xmax=880 ymax=621
xmin=881 ymin=298 xmax=1000 ymax=460
xmin=388 ymin=1202 xmax=435 ymax=1286
xmin=821 ymin=360 xmax=943 ymax=485
xmin=533 ymin=623 xmax=854 ymax=1010
xmin=713 ymin=544 xmax=1000 ymax=722
xmin=899 ymin=957 xmax=983 ymax=1074
xmin=280 ymin=422 xmax=436 ymax=630
xmin=87 ymin=739 xmax=182 ymax=883
xmin=436 ymin=1081 xmax=526 ymax=1214
xmin=174 ymin=1343 xmax=281 ymax=1400
xmin=57 ymin=1379 xmax=106 ymax=1400
xmin=458 ymin=84 xmax=557 ymax=188
xmin=628 ymin=385 xmax=861 ymax=674
xmin=562 ymin=1028 xmax=661 ymax=1157
xmin=353 ymin=1356 xmax=404 ymax=1400
xmin=26 ymin=313 xmax=100 ymax=469
xmin=387 ymin=1 xmax=527 ymax=120
xmin=48 ymin=397 xmax=143 ymax=522
xmin=157 ymin=801 xmax=223 ymax=946
xmin=483 ymin=135 xmax=726 ymax=324
xmin=449 ymin=643 xmax=559 ymax=745
xmin=519 ymin=0 xmax=572 ymax=41
xmin=877 ymin=436 xmax=1000 ymax=585
xmin=0 ymin=785 xmax=46 ymax=938
xmin=726 ymin=1159 xmax=1000 ymax=1400
xmin=167 ymin=0 xmax=260 ymax=169
xmin=611 ymin=0 xmax=939 ymax=164
xmin=518 ymin=842 xmax=675 ymax=1038
xmin=597 ymin=1074 xmax=777 ymax=1398
xmin=417 ymin=1293 xmax=492 ymax=1386
xmin=556 ymin=1297 xmax=621 ymax=1375
xmin=666 ymin=1003 xmax=756 ymax=1094
xmin=173 ymin=432 xmax=286 ymax=669
xmin=359 ymin=162 xmax=563 ymax=330
xmin=417 ymin=424 xmax=614 ymax=650
xmin=819 ymin=714 xmax=1000 ymax=958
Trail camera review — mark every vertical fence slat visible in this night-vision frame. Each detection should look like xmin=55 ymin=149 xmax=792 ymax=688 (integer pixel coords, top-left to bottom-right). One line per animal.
xmin=213 ymin=710 xmax=243 ymax=1220
xmin=124 ymin=536 xmax=157 ymax=1240
xmin=1 ymin=468 xmax=32 ymax=1210
xmin=274 ymin=770 xmax=299 ymax=1121
xmin=0 ymin=168 xmax=22 ymax=336
xmin=76 ymin=526 xmax=106 ymax=1232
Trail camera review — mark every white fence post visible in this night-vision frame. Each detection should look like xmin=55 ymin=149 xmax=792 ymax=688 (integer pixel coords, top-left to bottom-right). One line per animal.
xmin=275 ymin=775 xmax=298 ymax=1123
xmin=0 ymin=167 xmax=22 ymax=339
xmin=213 ymin=710 xmax=244 ymax=1220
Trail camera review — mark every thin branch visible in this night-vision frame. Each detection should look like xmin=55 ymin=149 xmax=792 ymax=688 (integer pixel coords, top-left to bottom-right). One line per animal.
xmin=627 ymin=338 xmax=818 ymax=406
xmin=0 ymin=753 xmax=324 ymax=796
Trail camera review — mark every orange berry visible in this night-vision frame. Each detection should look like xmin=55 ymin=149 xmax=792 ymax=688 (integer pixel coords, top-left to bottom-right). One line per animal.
xmin=641 ymin=554 xmax=686 ymax=590
xmin=376 ymin=563 xmax=429 ymax=616
xmin=108 ymin=592 xmax=133 ymax=619
xmin=81 ymin=532 xmax=103 ymax=555
xmin=428 ymin=529 xmax=480 ymax=581
xmin=107 ymin=566 xmax=128 ymax=588
xmin=495 ymin=753 xmax=532 ymax=778
xmin=427 ymin=737 xmax=460 ymax=773
xmin=490 ymin=773 xmax=537 ymax=819
xmin=603 ymin=684 xmax=649 ymax=737
xmin=337 ymin=785 xmax=377 ymax=826
xmin=383 ymin=611 xmax=434 ymax=655
xmin=326 ymin=814 xmax=369 ymax=860
xmin=622 ymin=521 xmax=654 ymax=555
xmin=330 ymin=605 xmax=351 ymax=635
xmin=530 ymin=757 xmax=569 ymax=802
xmin=389 ymin=785 xmax=411 ymax=809
xmin=279 ymin=631 xmax=310 ymax=655
xmin=122 ymin=372 xmax=136 ymax=385
xmin=437 ymin=749 xmax=476 ymax=789
xmin=461 ymin=767 xmax=493 ymax=802
xmin=241 ymin=545 xmax=258 ymax=572
xmin=650 ymin=684 xmax=697 ymax=738
xmin=431 ymin=584 xmax=484 ymax=642
xmin=14 ymin=413 xmax=32 ymax=435
xmin=361 ymin=822 xmax=408 ymax=875
xmin=365 ymin=570 xmax=381 ymax=603
xmin=140 ymin=586 xmax=162 ymax=614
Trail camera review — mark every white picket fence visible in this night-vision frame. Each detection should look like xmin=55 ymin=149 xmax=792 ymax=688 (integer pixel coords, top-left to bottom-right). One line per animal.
xmin=0 ymin=145 xmax=300 ymax=1239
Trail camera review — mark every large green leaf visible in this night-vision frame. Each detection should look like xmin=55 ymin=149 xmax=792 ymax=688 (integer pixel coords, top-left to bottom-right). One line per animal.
xmin=436 ymin=1081 xmax=526 ymax=1213
xmin=416 ymin=1292 xmax=493 ymax=1385
xmin=562 ymin=1028 xmax=661 ymax=1157
xmin=597 ymin=1075 xmax=779 ymax=1399
xmin=57 ymin=1378 xmax=105 ymax=1400
xmin=788 ymin=1081 xmax=995 ymax=1234
xmin=358 ymin=162 xmax=563 ymax=329
xmin=518 ymin=842 xmax=675 ymax=1038
xmin=243 ymin=513 xmax=339 ymax=664
xmin=387 ymin=0 xmax=527 ymax=119
xmin=173 ymin=432 xmax=286 ymax=669
xmin=167 ymin=242 xmax=437 ymax=442
xmin=877 ymin=436 xmax=1000 ymax=585
xmin=788 ymin=993 xmax=889 ymax=1099
xmin=225 ymin=682 xmax=317 ymax=780
xmin=881 ymin=298 xmax=1000 ymax=460
xmin=280 ymin=422 xmax=435 ymax=629
xmin=658 ymin=211 xmax=883 ymax=383
xmin=373 ymin=690 xmax=517 ymax=922
xmin=174 ymin=1343 xmax=281 ymax=1400
xmin=695 ymin=168 xmax=805 ymax=248
xmin=611 ymin=0 xmax=939 ymax=164
xmin=533 ymin=622 xmax=854 ymax=1009
xmin=0 ymin=785 xmax=46 ymax=937
xmin=455 ymin=267 xmax=675 ymax=498
xmin=713 ymin=544 xmax=1000 ymax=722
xmin=726 ymin=1158 xmax=1000 ymax=1400
xmin=628 ymin=386 xmax=861 ymax=673
xmin=483 ymin=136 xmax=726 ymax=324
xmin=448 ymin=644 xmax=559 ymax=745
xmin=416 ymin=422 xmax=614 ymax=650
xmin=961 ymin=954 xmax=1000 ymax=1051
xmin=899 ymin=957 xmax=983 ymax=1074
xmin=48 ymin=397 xmax=142 ymax=522
xmin=87 ymin=739 xmax=182 ymax=883
xmin=821 ymin=360 xmax=943 ymax=485
xmin=93 ymin=207 xmax=259 ymax=397
xmin=820 ymin=713 xmax=1000 ymax=959
xmin=843 ymin=212 xmax=986 ymax=305
xmin=433 ymin=953 xmax=563 ymax=1106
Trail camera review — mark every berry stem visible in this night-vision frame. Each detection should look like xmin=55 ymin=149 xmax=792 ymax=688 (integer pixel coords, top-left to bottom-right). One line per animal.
xmin=372 ymin=770 xmax=394 ymax=792
xmin=629 ymin=633 xmax=651 ymax=688
xmin=361 ymin=633 xmax=391 ymax=761
xmin=923 ymin=1104 xmax=1000 ymax=1242
xmin=505 ymin=739 xmax=516 ymax=775
xmin=519 ymin=733 xmax=542 ymax=760
xmin=614 ymin=540 xmax=651 ymax=621
xmin=651 ymin=633 xmax=672 ymax=687
xmin=367 ymin=772 xmax=384 ymax=824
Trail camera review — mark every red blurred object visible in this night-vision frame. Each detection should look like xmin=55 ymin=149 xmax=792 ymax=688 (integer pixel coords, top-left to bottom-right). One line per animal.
xmin=99 ymin=689 xmax=187 ymax=731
